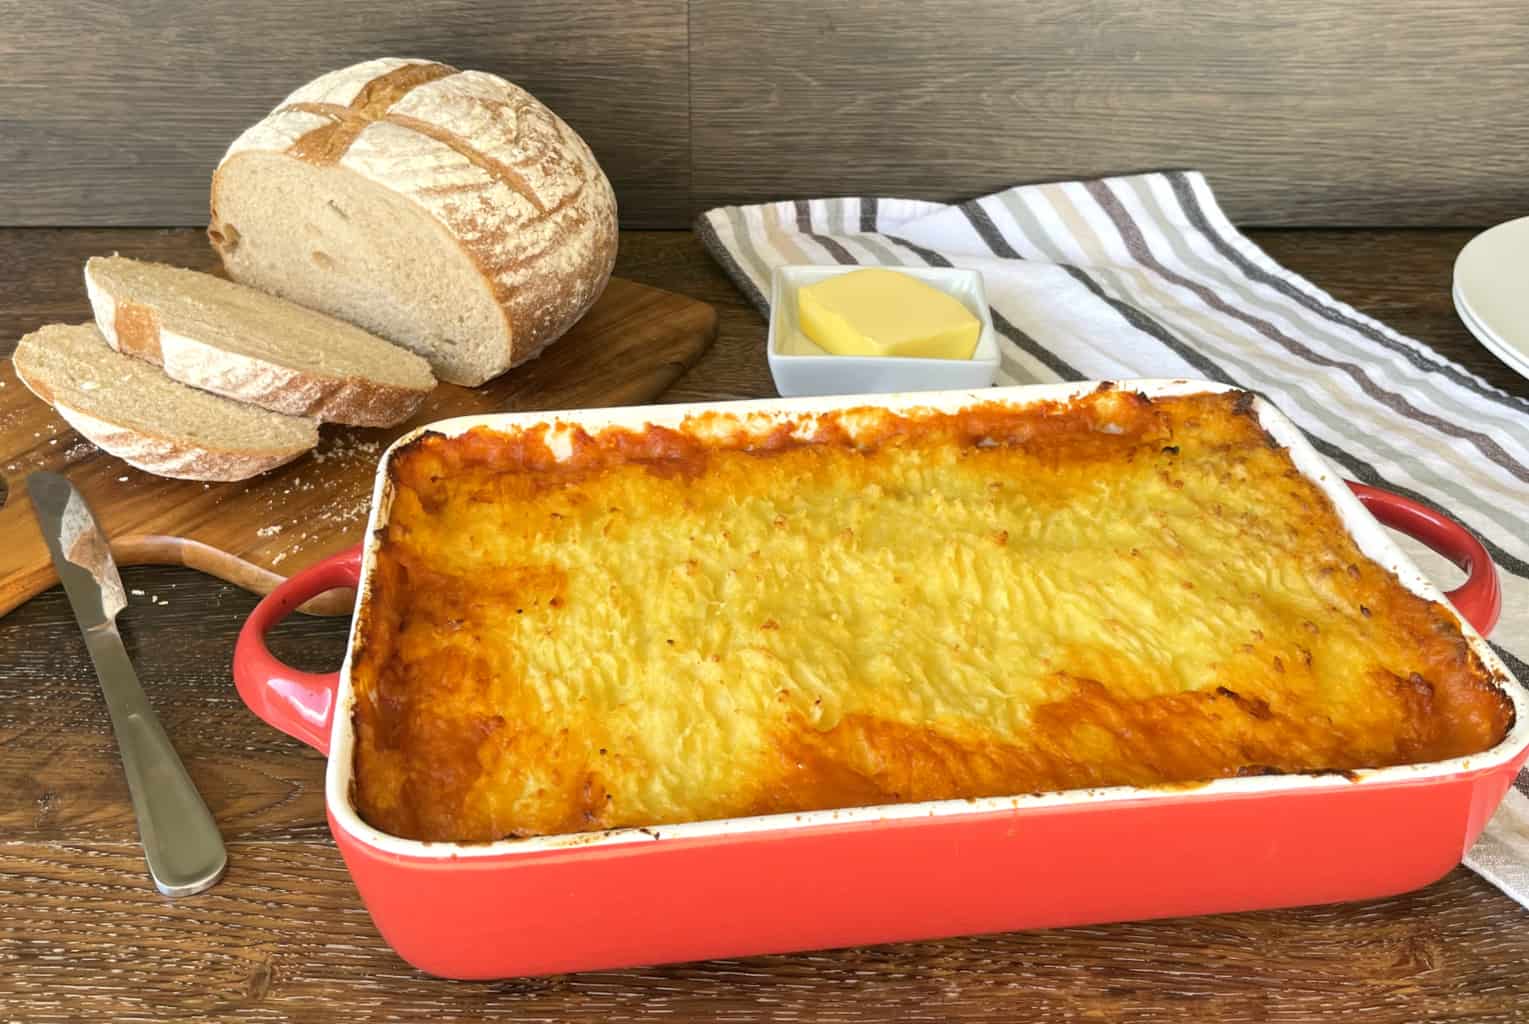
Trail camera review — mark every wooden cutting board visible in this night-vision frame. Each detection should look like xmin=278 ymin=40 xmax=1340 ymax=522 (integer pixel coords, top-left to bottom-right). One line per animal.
xmin=0 ymin=277 xmax=716 ymax=617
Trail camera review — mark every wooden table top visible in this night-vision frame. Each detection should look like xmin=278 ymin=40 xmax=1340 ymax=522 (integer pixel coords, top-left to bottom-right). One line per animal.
xmin=2 ymin=227 xmax=1526 ymax=1023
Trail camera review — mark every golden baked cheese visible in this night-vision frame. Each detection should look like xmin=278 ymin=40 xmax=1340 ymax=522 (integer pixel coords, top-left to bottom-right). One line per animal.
xmin=349 ymin=389 xmax=1513 ymax=842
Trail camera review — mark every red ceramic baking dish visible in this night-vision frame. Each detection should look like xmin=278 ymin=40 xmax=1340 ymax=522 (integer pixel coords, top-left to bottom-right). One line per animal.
xmin=233 ymin=380 xmax=1524 ymax=979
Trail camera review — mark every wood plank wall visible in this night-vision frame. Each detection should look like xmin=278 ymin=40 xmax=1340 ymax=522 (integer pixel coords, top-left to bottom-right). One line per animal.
xmin=3 ymin=0 xmax=1526 ymax=228
xmin=693 ymin=0 xmax=1529 ymax=228
xmin=0 ymin=0 xmax=691 ymax=228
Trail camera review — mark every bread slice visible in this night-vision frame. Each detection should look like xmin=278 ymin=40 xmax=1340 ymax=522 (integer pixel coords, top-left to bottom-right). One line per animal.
xmin=13 ymin=323 xmax=318 ymax=482
xmin=85 ymin=255 xmax=435 ymax=427
xmin=210 ymin=58 xmax=618 ymax=386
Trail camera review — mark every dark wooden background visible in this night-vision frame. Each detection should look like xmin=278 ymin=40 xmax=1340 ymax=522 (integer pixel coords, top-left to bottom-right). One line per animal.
xmin=0 ymin=0 xmax=692 ymax=227
xmin=2 ymin=0 xmax=1527 ymax=228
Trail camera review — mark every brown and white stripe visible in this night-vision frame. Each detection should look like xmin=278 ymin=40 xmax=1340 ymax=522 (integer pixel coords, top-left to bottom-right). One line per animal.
xmin=698 ymin=170 xmax=1529 ymax=904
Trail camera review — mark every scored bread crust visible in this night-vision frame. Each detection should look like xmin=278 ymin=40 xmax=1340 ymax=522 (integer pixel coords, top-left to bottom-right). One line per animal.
xmin=210 ymin=57 xmax=619 ymax=385
xmin=13 ymin=325 xmax=317 ymax=483
xmin=84 ymin=258 xmax=434 ymax=427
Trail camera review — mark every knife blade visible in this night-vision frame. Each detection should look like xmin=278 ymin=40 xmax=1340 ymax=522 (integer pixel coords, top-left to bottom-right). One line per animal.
xmin=28 ymin=471 xmax=226 ymax=897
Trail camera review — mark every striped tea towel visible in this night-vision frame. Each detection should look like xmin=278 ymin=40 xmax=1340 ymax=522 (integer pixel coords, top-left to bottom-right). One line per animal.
xmin=698 ymin=170 xmax=1529 ymax=905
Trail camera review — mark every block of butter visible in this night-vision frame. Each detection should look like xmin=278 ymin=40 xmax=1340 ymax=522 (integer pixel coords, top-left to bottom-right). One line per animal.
xmin=797 ymin=268 xmax=982 ymax=360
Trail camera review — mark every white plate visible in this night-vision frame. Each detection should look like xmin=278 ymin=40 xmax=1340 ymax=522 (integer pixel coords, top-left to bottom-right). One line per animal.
xmin=1454 ymin=283 xmax=1529 ymax=380
xmin=1453 ymin=285 xmax=1523 ymax=369
xmin=1453 ymin=217 xmax=1529 ymax=378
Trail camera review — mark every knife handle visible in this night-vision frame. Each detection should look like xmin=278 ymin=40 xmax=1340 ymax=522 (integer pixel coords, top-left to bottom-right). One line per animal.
xmin=86 ymin=630 xmax=227 ymax=897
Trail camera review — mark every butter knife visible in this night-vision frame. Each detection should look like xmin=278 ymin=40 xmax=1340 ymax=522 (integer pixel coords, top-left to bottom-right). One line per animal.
xmin=28 ymin=471 xmax=226 ymax=896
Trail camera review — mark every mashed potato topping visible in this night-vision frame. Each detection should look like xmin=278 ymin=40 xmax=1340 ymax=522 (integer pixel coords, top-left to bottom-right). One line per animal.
xmin=349 ymin=389 xmax=1511 ymax=842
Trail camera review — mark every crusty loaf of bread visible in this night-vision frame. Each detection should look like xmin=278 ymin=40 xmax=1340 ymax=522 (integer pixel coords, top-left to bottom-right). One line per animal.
xmin=209 ymin=57 xmax=618 ymax=386
xmin=85 ymin=255 xmax=436 ymax=427
xmin=13 ymin=323 xmax=318 ymax=482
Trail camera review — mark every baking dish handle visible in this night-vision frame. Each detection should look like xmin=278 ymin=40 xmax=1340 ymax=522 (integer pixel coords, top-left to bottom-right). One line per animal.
xmin=1347 ymin=482 xmax=1501 ymax=636
xmin=232 ymin=545 xmax=364 ymax=756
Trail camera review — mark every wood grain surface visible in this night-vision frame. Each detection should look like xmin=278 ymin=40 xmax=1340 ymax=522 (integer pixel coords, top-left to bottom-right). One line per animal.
xmin=0 ymin=239 xmax=715 ymax=619
xmin=2 ymin=228 xmax=1528 ymax=1022
xmin=0 ymin=0 xmax=690 ymax=227
xmin=8 ymin=1 xmax=1529 ymax=230
xmin=690 ymin=0 xmax=1529 ymax=227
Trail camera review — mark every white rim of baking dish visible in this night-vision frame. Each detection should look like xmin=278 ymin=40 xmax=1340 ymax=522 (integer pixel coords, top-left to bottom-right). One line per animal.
xmin=325 ymin=379 xmax=1529 ymax=860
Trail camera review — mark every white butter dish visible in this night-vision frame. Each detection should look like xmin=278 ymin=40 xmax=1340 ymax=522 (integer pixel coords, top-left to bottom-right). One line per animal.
xmin=767 ymin=265 xmax=999 ymax=397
